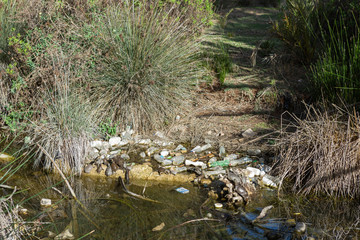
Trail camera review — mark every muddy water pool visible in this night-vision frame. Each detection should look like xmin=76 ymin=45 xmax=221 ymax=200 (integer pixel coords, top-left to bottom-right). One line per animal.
xmin=3 ymin=169 xmax=358 ymax=240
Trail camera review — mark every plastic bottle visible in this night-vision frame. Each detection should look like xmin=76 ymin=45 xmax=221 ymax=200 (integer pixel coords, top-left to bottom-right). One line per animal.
xmin=210 ymin=159 xmax=230 ymax=167
xmin=229 ymin=157 xmax=253 ymax=166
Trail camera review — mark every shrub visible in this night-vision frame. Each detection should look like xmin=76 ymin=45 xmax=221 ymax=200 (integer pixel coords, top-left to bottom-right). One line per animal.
xmin=311 ymin=17 xmax=360 ymax=103
xmin=272 ymin=0 xmax=318 ymax=64
xmin=273 ymin=104 xmax=360 ymax=198
xmin=90 ymin=0 xmax=202 ymax=132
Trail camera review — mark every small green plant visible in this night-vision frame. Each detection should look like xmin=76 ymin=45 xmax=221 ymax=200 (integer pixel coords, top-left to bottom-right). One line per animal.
xmin=99 ymin=119 xmax=117 ymax=140
xmin=1 ymin=103 xmax=32 ymax=132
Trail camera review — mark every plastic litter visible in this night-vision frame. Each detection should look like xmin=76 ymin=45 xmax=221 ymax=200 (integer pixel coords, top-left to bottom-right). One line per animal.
xmin=175 ymin=187 xmax=189 ymax=194
xmin=229 ymin=156 xmax=253 ymax=166
xmin=210 ymin=159 xmax=230 ymax=167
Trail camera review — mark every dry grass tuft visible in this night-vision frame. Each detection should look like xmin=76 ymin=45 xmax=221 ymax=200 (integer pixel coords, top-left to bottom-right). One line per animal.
xmin=0 ymin=192 xmax=29 ymax=239
xmin=273 ymin=104 xmax=360 ymax=197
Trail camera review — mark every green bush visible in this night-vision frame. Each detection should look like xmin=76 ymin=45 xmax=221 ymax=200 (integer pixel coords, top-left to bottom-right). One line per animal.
xmin=90 ymin=0 xmax=202 ymax=132
xmin=272 ymin=0 xmax=317 ymax=64
xmin=311 ymin=17 xmax=360 ymax=103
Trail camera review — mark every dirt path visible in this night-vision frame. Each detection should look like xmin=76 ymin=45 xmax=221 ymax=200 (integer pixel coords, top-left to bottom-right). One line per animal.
xmin=169 ymin=5 xmax=308 ymax=153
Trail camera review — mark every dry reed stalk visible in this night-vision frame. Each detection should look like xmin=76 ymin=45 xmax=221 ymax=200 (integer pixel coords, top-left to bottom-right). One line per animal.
xmin=274 ymin=104 xmax=360 ymax=197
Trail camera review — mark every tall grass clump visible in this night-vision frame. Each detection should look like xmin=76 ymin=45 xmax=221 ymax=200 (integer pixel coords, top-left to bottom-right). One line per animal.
xmin=311 ymin=17 xmax=360 ymax=103
xmin=26 ymin=52 xmax=98 ymax=175
xmin=273 ymin=105 xmax=360 ymax=198
xmin=90 ymin=0 xmax=203 ymax=132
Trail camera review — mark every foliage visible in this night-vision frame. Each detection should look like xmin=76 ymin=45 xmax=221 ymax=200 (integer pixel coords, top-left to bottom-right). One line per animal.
xmin=90 ymin=0 xmax=202 ymax=132
xmin=272 ymin=0 xmax=317 ymax=64
xmin=99 ymin=119 xmax=117 ymax=140
xmin=311 ymin=16 xmax=360 ymax=103
xmin=202 ymin=42 xmax=232 ymax=87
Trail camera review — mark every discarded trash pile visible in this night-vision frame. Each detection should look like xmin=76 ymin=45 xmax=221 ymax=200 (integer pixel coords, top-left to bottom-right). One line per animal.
xmin=83 ymin=130 xmax=280 ymax=209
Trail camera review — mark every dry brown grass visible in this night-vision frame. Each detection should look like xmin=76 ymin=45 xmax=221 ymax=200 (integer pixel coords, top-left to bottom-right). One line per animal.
xmin=273 ymin=104 xmax=360 ymax=198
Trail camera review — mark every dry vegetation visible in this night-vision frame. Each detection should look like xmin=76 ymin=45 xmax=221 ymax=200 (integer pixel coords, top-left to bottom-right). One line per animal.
xmin=273 ymin=104 xmax=360 ymax=197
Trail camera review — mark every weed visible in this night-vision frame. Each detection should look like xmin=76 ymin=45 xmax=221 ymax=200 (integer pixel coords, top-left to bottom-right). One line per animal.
xmin=99 ymin=119 xmax=117 ymax=140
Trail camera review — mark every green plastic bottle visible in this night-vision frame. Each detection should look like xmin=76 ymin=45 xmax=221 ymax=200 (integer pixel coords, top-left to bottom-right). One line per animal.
xmin=210 ymin=159 xmax=230 ymax=167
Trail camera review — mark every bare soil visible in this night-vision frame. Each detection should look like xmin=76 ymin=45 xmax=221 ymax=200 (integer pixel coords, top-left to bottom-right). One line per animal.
xmin=168 ymin=6 xmax=310 ymax=153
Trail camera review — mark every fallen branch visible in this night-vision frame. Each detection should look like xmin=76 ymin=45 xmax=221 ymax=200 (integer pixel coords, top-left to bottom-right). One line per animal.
xmin=118 ymin=177 xmax=161 ymax=204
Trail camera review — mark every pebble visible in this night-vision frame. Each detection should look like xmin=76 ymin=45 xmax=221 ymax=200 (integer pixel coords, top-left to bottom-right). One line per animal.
xmin=160 ymin=150 xmax=169 ymax=157
xmin=109 ymin=137 xmax=122 ymax=147
xmin=154 ymin=154 xmax=165 ymax=163
xmin=214 ymin=203 xmax=223 ymax=208
xmin=120 ymin=153 xmax=130 ymax=160
xmin=84 ymin=164 xmax=93 ymax=173
xmin=172 ymin=155 xmax=185 ymax=165
xmin=139 ymin=152 xmax=146 ymax=158
xmin=162 ymin=159 xmax=173 ymax=166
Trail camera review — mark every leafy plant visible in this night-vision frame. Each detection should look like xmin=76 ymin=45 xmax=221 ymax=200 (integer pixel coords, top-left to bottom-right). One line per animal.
xmin=99 ymin=119 xmax=117 ymax=140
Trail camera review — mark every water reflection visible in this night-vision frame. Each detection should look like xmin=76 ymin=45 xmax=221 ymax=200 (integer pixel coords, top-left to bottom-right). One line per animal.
xmin=4 ymin=170 xmax=360 ymax=239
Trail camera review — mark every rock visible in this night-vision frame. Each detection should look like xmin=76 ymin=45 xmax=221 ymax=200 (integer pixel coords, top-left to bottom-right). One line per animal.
xmin=146 ymin=147 xmax=158 ymax=156
xmin=109 ymin=150 xmax=121 ymax=156
xmin=175 ymin=115 xmax=181 ymax=121
xmin=118 ymin=140 xmax=129 ymax=147
xmin=138 ymin=139 xmax=152 ymax=145
xmin=154 ymin=154 xmax=165 ymax=163
xmin=162 ymin=159 xmax=173 ymax=166
xmin=160 ymin=150 xmax=169 ymax=157
xmin=139 ymin=152 xmax=146 ymax=158
xmin=175 ymin=166 xmax=187 ymax=173
xmin=185 ymin=160 xmax=207 ymax=169
xmin=295 ymin=222 xmax=306 ymax=233
xmin=84 ymin=164 xmax=93 ymax=173
xmin=109 ymin=137 xmax=122 ymax=147
xmin=90 ymin=140 xmax=104 ymax=149
xmin=40 ymin=198 xmax=52 ymax=207
xmin=120 ymin=153 xmax=130 ymax=160
xmin=54 ymin=229 xmax=74 ymax=240
xmin=247 ymin=149 xmax=261 ymax=156
xmin=242 ymin=128 xmax=256 ymax=138
xmin=172 ymin=155 xmax=185 ymax=165
xmin=105 ymin=164 xmax=113 ymax=176
xmin=87 ymin=148 xmax=99 ymax=160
